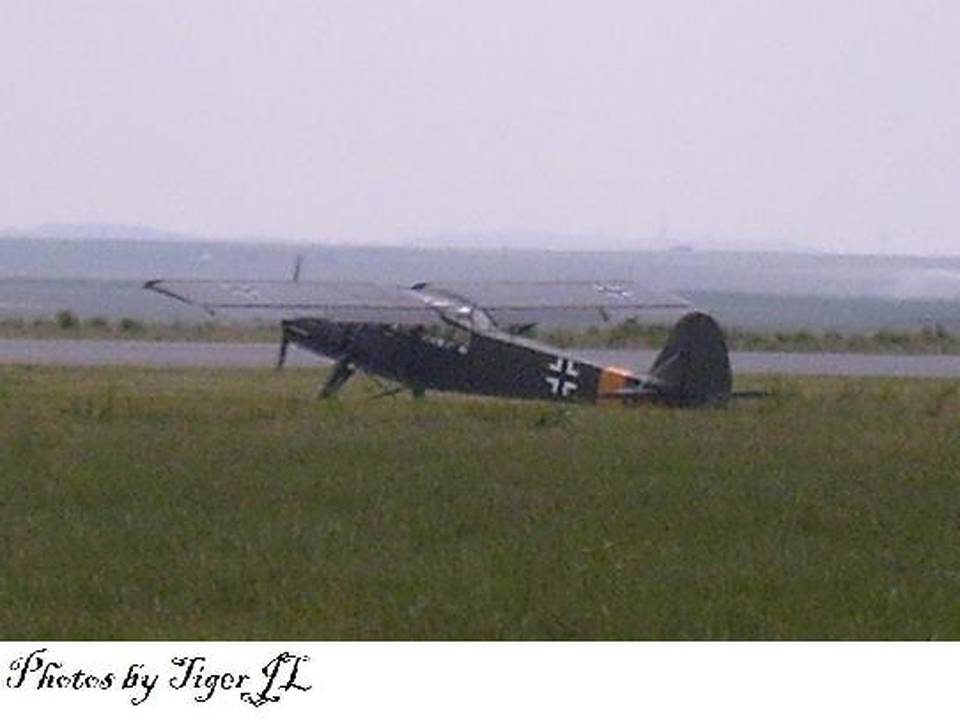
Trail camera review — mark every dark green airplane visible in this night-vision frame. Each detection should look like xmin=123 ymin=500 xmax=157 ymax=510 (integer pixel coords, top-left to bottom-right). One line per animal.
xmin=146 ymin=279 xmax=733 ymax=408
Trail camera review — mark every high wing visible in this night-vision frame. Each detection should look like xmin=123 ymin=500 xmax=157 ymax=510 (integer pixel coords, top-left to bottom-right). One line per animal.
xmin=144 ymin=280 xmax=440 ymax=325
xmin=144 ymin=279 xmax=690 ymax=328
xmin=413 ymin=281 xmax=691 ymax=328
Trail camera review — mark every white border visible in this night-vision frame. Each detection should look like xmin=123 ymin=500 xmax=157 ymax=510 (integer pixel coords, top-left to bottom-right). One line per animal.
xmin=1 ymin=642 xmax=958 ymax=718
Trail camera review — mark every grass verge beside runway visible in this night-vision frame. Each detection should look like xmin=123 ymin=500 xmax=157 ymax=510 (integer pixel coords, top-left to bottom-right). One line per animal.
xmin=4 ymin=314 xmax=960 ymax=354
xmin=2 ymin=366 xmax=960 ymax=639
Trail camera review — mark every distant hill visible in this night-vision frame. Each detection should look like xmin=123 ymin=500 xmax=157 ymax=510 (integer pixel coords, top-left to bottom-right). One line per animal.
xmin=409 ymin=231 xmax=823 ymax=254
xmin=0 ymin=223 xmax=823 ymax=254
xmin=0 ymin=223 xmax=194 ymax=242
xmin=0 ymin=229 xmax=958 ymax=328
xmin=0 ymin=233 xmax=957 ymax=301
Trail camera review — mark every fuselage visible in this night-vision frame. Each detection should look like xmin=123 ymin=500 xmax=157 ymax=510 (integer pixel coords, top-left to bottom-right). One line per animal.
xmin=284 ymin=317 xmax=642 ymax=404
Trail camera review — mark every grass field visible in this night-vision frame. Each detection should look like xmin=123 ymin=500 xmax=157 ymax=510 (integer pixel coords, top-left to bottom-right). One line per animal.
xmin=2 ymin=365 xmax=960 ymax=639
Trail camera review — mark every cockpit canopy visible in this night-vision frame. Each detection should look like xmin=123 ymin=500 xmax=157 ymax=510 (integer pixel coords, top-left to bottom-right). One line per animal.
xmin=410 ymin=284 xmax=495 ymax=332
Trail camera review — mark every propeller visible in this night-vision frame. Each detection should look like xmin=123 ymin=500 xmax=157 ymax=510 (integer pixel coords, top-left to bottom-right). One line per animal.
xmin=276 ymin=321 xmax=291 ymax=370
xmin=276 ymin=257 xmax=303 ymax=370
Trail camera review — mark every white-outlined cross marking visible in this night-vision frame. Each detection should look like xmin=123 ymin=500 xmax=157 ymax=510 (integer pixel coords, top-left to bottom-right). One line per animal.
xmin=545 ymin=357 xmax=579 ymax=397
xmin=221 ymin=282 xmax=262 ymax=302
xmin=593 ymin=283 xmax=634 ymax=299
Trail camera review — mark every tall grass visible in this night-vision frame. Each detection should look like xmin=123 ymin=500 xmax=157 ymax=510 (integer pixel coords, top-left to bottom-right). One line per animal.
xmin=1 ymin=366 xmax=959 ymax=639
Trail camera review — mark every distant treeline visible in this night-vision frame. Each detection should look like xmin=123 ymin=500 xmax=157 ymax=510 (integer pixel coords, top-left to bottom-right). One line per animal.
xmin=2 ymin=311 xmax=960 ymax=354
xmin=542 ymin=319 xmax=960 ymax=354
xmin=0 ymin=311 xmax=278 ymax=343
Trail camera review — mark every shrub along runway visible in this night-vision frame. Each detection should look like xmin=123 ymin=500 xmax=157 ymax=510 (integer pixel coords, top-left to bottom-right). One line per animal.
xmin=2 ymin=365 xmax=959 ymax=639
xmin=1 ymin=337 xmax=959 ymax=376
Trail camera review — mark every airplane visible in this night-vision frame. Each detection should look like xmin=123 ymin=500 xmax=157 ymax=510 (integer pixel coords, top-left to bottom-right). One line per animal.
xmin=145 ymin=278 xmax=734 ymax=408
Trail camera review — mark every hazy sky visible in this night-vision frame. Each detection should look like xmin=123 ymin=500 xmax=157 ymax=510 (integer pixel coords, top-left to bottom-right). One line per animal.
xmin=1 ymin=1 xmax=957 ymax=253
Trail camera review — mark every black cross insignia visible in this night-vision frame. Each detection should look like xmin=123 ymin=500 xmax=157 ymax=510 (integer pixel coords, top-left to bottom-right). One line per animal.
xmin=545 ymin=357 xmax=579 ymax=397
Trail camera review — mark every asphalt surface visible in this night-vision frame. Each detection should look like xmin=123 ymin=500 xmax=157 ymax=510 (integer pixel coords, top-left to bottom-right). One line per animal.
xmin=1 ymin=338 xmax=959 ymax=378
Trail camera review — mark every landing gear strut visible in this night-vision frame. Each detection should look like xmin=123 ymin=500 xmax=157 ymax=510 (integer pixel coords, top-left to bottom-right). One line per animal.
xmin=319 ymin=357 xmax=356 ymax=398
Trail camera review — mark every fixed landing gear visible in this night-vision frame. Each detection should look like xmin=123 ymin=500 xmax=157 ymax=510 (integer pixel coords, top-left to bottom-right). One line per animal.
xmin=318 ymin=357 xmax=356 ymax=398
xmin=366 ymin=379 xmax=425 ymax=401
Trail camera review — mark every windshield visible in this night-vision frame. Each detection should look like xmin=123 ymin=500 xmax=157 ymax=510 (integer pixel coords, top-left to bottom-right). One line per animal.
xmin=413 ymin=286 xmax=495 ymax=332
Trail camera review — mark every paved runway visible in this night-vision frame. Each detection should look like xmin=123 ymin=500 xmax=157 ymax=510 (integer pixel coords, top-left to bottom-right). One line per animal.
xmin=1 ymin=338 xmax=959 ymax=377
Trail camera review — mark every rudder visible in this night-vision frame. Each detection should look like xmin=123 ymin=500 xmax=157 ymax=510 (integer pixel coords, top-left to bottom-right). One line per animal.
xmin=647 ymin=312 xmax=732 ymax=407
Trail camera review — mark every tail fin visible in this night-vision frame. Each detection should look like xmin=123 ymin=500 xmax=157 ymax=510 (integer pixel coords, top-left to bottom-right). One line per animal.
xmin=647 ymin=312 xmax=732 ymax=407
